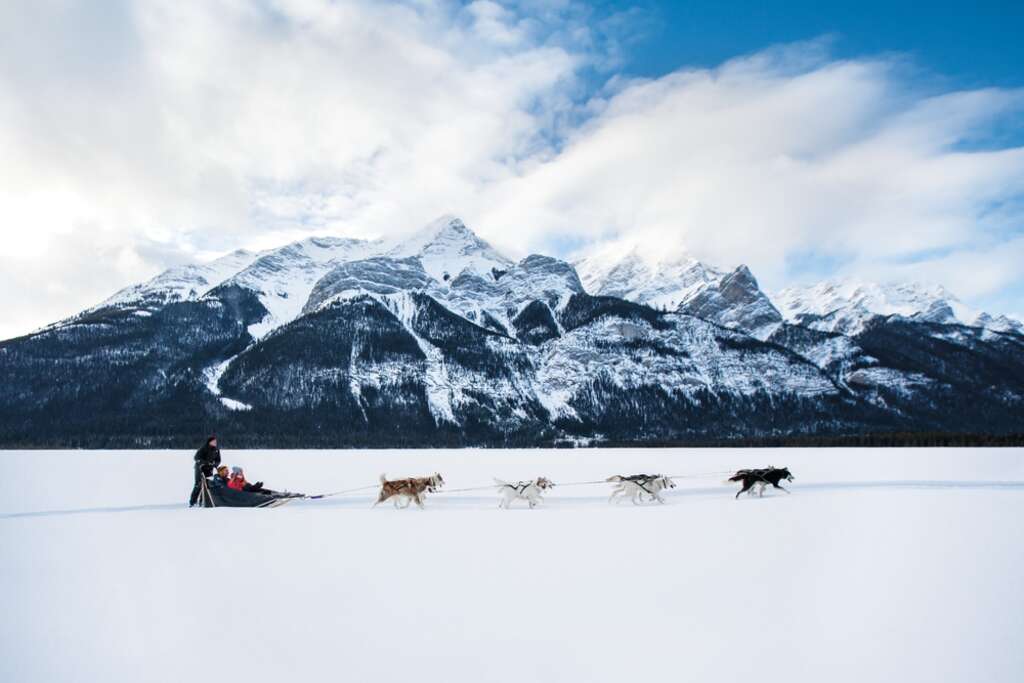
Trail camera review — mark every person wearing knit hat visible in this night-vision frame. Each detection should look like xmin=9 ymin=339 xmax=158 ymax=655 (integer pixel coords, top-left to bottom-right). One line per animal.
xmin=188 ymin=435 xmax=222 ymax=507
xmin=227 ymin=466 xmax=270 ymax=494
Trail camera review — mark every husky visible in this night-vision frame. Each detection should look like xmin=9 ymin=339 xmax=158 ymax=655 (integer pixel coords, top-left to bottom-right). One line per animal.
xmin=494 ymin=477 xmax=554 ymax=509
xmin=374 ymin=473 xmax=445 ymax=509
xmin=728 ymin=467 xmax=793 ymax=499
xmin=606 ymin=474 xmax=676 ymax=505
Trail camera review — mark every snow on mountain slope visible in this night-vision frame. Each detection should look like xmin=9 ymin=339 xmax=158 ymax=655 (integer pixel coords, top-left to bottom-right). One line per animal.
xmin=533 ymin=311 xmax=838 ymax=420
xmin=95 ymin=249 xmax=260 ymax=311
xmin=764 ymin=323 xmax=936 ymax=402
xmin=224 ymin=236 xmax=383 ymax=339
xmin=773 ymin=279 xmax=980 ymax=335
xmin=387 ymin=215 xmax=513 ymax=284
xmin=574 ymin=246 xmax=724 ymax=310
xmin=445 ymin=254 xmax=584 ymax=333
xmin=377 ymin=290 xmax=541 ymax=425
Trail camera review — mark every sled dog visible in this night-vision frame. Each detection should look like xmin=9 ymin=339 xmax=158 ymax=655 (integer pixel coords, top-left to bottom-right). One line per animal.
xmin=494 ymin=477 xmax=554 ymax=509
xmin=728 ymin=467 xmax=793 ymax=499
xmin=606 ymin=474 xmax=675 ymax=505
xmin=375 ymin=473 xmax=445 ymax=509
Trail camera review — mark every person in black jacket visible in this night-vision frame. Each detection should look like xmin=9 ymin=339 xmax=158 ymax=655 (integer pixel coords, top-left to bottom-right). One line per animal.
xmin=189 ymin=435 xmax=222 ymax=507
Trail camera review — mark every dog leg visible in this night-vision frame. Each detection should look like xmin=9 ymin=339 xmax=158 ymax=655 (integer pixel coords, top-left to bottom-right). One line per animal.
xmin=774 ymin=483 xmax=790 ymax=494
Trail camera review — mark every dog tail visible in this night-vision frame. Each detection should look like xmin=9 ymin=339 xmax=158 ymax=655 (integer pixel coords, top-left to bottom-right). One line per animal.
xmin=726 ymin=473 xmax=743 ymax=482
xmin=493 ymin=478 xmax=510 ymax=489
xmin=379 ymin=473 xmax=387 ymax=484
xmin=605 ymin=475 xmax=623 ymax=482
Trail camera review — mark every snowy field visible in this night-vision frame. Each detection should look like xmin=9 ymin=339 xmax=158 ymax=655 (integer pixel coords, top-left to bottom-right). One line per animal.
xmin=2 ymin=448 xmax=1023 ymax=683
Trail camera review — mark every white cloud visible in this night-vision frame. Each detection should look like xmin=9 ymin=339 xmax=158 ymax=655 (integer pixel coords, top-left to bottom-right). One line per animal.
xmin=0 ymin=0 xmax=591 ymax=338
xmin=0 ymin=2 xmax=1021 ymax=340
xmin=480 ymin=51 xmax=1024 ymax=302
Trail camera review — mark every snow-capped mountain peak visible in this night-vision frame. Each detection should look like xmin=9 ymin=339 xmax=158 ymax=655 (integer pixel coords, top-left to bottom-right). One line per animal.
xmin=574 ymin=246 xmax=725 ymax=311
xmin=973 ymin=312 xmax=1024 ymax=335
xmin=387 ymin=215 xmax=513 ymax=283
xmin=222 ymin=235 xmax=383 ymax=338
xmin=772 ymin=278 xmax=981 ymax=334
xmin=95 ymin=248 xmax=261 ymax=311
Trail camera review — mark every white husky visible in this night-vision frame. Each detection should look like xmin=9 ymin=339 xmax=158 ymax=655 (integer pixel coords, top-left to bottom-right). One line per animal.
xmin=494 ymin=477 xmax=554 ymax=509
xmin=606 ymin=474 xmax=676 ymax=505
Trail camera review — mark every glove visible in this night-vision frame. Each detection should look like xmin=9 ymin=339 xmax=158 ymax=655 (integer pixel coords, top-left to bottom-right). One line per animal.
xmin=255 ymin=481 xmax=264 ymax=489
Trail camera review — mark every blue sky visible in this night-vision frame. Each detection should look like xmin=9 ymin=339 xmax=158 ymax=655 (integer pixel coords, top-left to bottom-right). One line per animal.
xmin=0 ymin=0 xmax=1022 ymax=337
xmin=607 ymin=0 xmax=1023 ymax=88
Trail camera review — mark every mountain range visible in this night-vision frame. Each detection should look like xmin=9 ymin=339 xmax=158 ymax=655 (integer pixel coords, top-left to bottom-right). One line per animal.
xmin=2 ymin=216 xmax=1022 ymax=447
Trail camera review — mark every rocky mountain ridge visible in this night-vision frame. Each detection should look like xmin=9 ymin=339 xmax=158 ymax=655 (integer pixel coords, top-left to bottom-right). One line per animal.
xmin=2 ymin=217 xmax=1021 ymax=447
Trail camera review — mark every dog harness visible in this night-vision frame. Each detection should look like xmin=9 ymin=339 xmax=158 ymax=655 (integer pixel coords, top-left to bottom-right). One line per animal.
xmin=622 ymin=474 xmax=661 ymax=494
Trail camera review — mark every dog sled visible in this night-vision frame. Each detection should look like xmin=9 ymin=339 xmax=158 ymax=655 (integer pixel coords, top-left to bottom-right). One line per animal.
xmin=198 ymin=478 xmax=304 ymax=508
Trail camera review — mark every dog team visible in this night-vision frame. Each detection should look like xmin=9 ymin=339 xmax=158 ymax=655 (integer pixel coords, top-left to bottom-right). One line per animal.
xmin=374 ymin=467 xmax=793 ymax=509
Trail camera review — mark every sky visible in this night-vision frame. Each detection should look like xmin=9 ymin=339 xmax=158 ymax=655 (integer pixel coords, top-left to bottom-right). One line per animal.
xmin=1 ymin=0 xmax=1022 ymax=339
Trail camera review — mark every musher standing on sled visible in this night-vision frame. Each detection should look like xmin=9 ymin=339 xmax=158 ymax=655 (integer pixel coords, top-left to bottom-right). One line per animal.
xmin=189 ymin=435 xmax=222 ymax=507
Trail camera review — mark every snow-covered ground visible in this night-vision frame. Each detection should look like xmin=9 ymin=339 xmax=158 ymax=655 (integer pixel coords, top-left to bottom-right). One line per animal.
xmin=2 ymin=448 xmax=1022 ymax=683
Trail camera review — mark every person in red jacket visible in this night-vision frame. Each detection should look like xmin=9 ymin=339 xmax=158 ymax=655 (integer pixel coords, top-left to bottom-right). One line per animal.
xmin=228 ymin=466 xmax=270 ymax=493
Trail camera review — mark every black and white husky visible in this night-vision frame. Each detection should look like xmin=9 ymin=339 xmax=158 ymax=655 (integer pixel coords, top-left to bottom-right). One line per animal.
xmin=494 ymin=477 xmax=554 ymax=509
xmin=728 ymin=467 xmax=793 ymax=499
xmin=606 ymin=474 xmax=676 ymax=505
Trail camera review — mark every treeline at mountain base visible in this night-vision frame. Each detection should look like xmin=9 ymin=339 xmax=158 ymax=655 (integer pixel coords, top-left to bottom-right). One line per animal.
xmin=1 ymin=429 xmax=1021 ymax=450
xmin=599 ymin=432 xmax=1024 ymax=448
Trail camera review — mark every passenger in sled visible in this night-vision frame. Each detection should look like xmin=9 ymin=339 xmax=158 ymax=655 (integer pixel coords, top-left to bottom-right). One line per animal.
xmin=205 ymin=466 xmax=301 ymax=507
xmin=211 ymin=465 xmax=231 ymax=489
xmin=227 ymin=466 xmax=283 ymax=496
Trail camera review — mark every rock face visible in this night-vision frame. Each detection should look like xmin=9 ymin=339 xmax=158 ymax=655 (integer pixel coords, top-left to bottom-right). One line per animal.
xmin=1 ymin=217 xmax=1022 ymax=447
xmin=303 ymin=256 xmax=440 ymax=314
xmin=676 ymin=265 xmax=783 ymax=339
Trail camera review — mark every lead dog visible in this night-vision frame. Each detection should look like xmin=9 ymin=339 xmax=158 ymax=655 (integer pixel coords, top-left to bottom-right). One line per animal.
xmin=728 ymin=467 xmax=793 ymax=499
xmin=374 ymin=473 xmax=445 ymax=509
xmin=606 ymin=474 xmax=675 ymax=505
xmin=494 ymin=477 xmax=554 ymax=509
